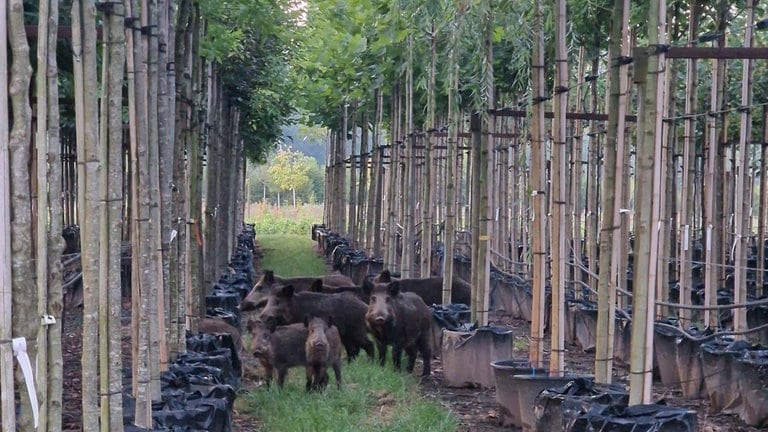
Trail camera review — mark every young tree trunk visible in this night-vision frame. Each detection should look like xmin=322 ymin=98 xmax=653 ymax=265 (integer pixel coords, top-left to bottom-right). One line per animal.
xmin=442 ymin=10 xmax=462 ymax=302
xmin=585 ymin=55 xmax=600 ymax=293
xmin=759 ymin=107 xmax=768 ymax=297
xmin=186 ymin=6 xmax=204 ymax=325
xmin=629 ymin=0 xmax=666 ymax=405
xmin=204 ymin=71 xmax=220 ymax=291
xmin=145 ymin=0 xmax=165 ymax=397
xmin=169 ymin=0 xmax=188 ymax=361
xmin=72 ymin=0 xmax=101 ymax=429
xmin=595 ymin=0 xmax=629 ymax=385
xmin=40 ymin=0 xmax=65 ymax=427
xmin=529 ymin=0 xmax=547 ymax=369
xmin=367 ymin=89 xmax=384 ymax=257
xmin=550 ymin=0 xmax=567 ymax=375
xmin=357 ymin=111 xmax=368 ymax=247
xmin=158 ymin=0 xmax=177 ymax=362
xmin=385 ymin=84 xmax=401 ymax=271
xmin=401 ymin=40 xmax=415 ymax=279
xmin=95 ymin=2 xmax=127 ymax=429
xmin=348 ymin=106 xmax=358 ymax=246
xmin=570 ymin=46 xmax=586 ymax=294
xmin=106 ymin=2 xmax=127 ymax=428
xmin=35 ymin=0 xmax=52 ymax=425
xmin=421 ymin=23 xmax=436 ymax=279
xmin=0 ymin=0 xmax=13 ymax=421
xmin=732 ymin=0 xmax=755 ymax=336
xmin=336 ymin=110 xmax=347 ymax=236
xmin=126 ymin=0 xmax=156 ymax=423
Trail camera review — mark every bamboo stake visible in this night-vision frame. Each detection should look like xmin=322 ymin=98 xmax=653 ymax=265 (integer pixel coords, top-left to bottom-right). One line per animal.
xmin=348 ymin=105 xmax=358 ymax=246
xmin=549 ymin=0 xmax=568 ymax=375
xmin=442 ymin=7 xmax=464 ymax=304
xmin=629 ymin=0 xmax=666 ymax=404
xmin=596 ymin=0 xmax=629 ymax=385
xmin=679 ymin=1 xmax=700 ymax=325
xmin=98 ymin=5 xmax=111 ymax=426
xmin=421 ymin=23 xmax=436 ymax=279
xmin=386 ymin=84 xmax=400 ymax=272
xmin=656 ymin=14 xmax=675 ymax=319
xmin=402 ymin=38 xmax=415 ymax=278
xmin=586 ymin=53 xmax=600 ymax=295
xmin=733 ymin=0 xmax=755 ymax=337
xmin=703 ymin=3 xmax=728 ymax=329
xmin=0 ymin=0 xmax=16 ymax=426
xmin=357 ymin=110 xmax=368 ymax=250
xmin=759 ymin=107 xmax=768 ymax=298
xmin=571 ymin=46 xmax=586 ymax=296
xmin=366 ymin=89 xmax=383 ymax=257
xmin=530 ymin=0 xmax=547 ymax=368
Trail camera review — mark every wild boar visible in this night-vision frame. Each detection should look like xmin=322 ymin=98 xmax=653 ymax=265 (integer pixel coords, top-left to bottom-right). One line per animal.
xmin=240 ymin=270 xmax=356 ymax=311
xmin=365 ymin=280 xmax=432 ymax=377
xmin=258 ymin=284 xmax=375 ymax=362
xmin=362 ymin=270 xmax=472 ymax=306
xmin=246 ymin=318 xmax=308 ymax=389
xmin=304 ymin=316 xmax=342 ymax=391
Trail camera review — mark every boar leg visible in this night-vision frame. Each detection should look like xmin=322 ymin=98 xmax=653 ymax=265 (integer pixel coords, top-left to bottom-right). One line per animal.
xmin=392 ymin=343 xmax=403 ymax=371
xmin=332 ymin=361 xmax=342 ymax=390
xmin=404 ymin=345 xmax=418 ymax=373
xmin=375 ymin=339 xmax=387 ymax=367
xmin=305 ymin=364 xmax=314 ymax=392
xmin=419 ymin=338 xmax=432 ymax=376
xmin=277 ymin=367 xmax=289 ymax=388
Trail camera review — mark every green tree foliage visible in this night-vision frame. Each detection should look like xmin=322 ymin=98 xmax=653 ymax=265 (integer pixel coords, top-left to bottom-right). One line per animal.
xmin=200 ymin=0 xmax=299 ymax=163
xmin=268 ymin=148 xmax=311 ymax=194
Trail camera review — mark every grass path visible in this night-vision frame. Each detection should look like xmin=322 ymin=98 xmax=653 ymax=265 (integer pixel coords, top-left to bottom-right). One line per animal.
xmin=239 ymin=233 xmax=458 ymax=432
xmin=256 ymin=234 xmax=328 ymax=276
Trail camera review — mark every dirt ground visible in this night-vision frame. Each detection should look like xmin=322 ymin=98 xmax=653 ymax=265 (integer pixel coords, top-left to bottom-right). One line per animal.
xmin=60 ymin=241 xmax=764 ymax=431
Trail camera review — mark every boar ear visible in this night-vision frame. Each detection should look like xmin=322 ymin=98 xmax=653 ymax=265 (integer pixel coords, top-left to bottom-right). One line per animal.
xmin=362 ymin=277 xmax=373 ymax=294
xmin=387 ymin=280 xmax=401 ymax=296
xmin=264 ymin=270 xmax=275 ymax=282
xmin=280 ymin=284 xmax=295 ymax=297
xmin=310 ymin=279 xmax=323 ymax=292
xmin=379 ymin=270 xmax=392 ymax=283
xmin=327 ymin=315 xmax=334 ymax=327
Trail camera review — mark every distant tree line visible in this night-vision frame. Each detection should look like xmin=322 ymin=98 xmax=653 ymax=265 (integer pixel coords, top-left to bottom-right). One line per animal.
xmin=246 ymin=146 xmax=325 ymax=207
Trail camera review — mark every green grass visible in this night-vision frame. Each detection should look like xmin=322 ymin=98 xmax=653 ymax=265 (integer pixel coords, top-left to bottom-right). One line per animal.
xmin=256 ymin=234 xmax=328 ymax=276
xmin=240 ymin=356 xmax=458 ymax=432
xmin=242 ymin=225 xmax=459 ymax=432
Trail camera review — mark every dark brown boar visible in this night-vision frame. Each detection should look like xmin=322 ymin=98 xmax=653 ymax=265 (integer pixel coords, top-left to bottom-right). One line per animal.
xmin=258 ymin=284 xmax=375 ymax=362
xmin=308 ymin=280 xmax=367 ymax=302
xmin=365 ymin=280 xmax=432 ymax=377
xmin=246 ymin=318 xmax=309 ymax=389
xmin=241 ymin=270 xmax=356 ymax=311
xmin=198 ymin=317 xmax=244 ymax=354
xmin=362 ymin=269 xmax=472 ymax=306
xmin=304 ymin=316 xmax=342 ymax=391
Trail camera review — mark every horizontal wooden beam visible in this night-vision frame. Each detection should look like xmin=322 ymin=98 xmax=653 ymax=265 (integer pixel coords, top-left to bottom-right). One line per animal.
xmin=490 ymin=108 xmax=638 ymax=123
xmin=26 ymin=25 xmax=103 ymax=41
xmin=665 ymin=46 xmax=768 ymax=59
